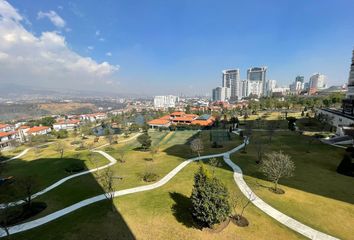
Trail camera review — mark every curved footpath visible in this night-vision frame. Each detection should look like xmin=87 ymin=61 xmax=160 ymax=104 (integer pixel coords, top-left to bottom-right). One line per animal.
xmin=0 ymin=133 xmax=142 ymax=209
xmin=0 ymin=138 xmax=339 ymax=239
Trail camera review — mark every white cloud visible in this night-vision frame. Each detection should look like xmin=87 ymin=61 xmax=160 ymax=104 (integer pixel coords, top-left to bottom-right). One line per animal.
xmin=106 ymin=52 xmax=112 ymax=57
xmin=0 ymin=0 xmax=119 ymax=90
xmin=99 ymin=37 xmax=105 ymax=42
xmin=95 ymin=30 xmax=100 ymax=36
xmin=87 ymin=46 xmax=94 ymax=50
xmin=37 ymin=10 xmax=66 ymax=28
xmin=0 ymin=0 xmax=21 ymax=21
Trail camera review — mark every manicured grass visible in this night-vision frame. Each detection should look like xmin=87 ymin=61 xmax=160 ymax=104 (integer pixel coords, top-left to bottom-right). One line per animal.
xmin=0 ymin=138 xmax=109 ymax=201
xmin=7 ymin=129 xmax=349 ymax=239
xmin=14 ymin=159 xmax=304 ymax=240
xmin=231 ymin=131 xmax=354 ymax=239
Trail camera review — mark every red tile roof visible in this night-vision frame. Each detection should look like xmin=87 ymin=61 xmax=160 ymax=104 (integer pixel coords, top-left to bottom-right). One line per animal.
xmin=160 ymin=115 xmax=171 ymax=120
xmin=170 ymin=111 xmax=185 ymax=116
xmin=27 ymin=126 xmax=51 ymax=134
xmin=0 ymin=131 xmax=16 ymax=138
xmin=0 ymin=124 xmax=10 ymax=129
xmin=55 ymin=119 xmax=80 ymax=124
xmin=191 ymin=119 xmax=214 ymax=126
xmin=148 ymin=119 xmax=170 ymax=125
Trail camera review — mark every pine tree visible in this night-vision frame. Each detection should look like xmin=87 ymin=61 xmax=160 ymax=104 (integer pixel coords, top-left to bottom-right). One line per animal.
xmin=191 ymin=165 xmax=230 ymax=228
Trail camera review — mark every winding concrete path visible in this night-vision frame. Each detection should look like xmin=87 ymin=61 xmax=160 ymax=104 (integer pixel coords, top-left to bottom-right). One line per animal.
xmin=0 ymin=136 xmax=340 ymax=240
xmin=0 ymin=133 xmax=141 ymax=209
xmin=0 ymin=150 xmax=116 ymax=209
xmin=223 ymin=154 xmax=338 ymax=240
xmin=3 ymin=148 xmax=31 ymax=163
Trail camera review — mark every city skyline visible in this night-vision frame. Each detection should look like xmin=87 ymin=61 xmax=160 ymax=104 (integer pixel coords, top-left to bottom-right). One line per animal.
xmin=1 ymin=0 xmax=354 ymax=96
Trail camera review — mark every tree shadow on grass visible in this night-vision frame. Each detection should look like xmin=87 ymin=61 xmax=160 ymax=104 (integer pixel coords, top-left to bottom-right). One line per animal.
xmin=169 ymin=192 xmax=195 ymax=229
xmin=0 ymin=155 xmax=137 ymax=240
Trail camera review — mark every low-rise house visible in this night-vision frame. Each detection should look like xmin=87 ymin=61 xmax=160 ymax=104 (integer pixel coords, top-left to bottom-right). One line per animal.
xmin=80 ymin=113 xmax=107 ymax=122
xmin=171 ymin=114 xmax=198 ymax=124
xmin=191 ymin=114 xmax=215 ymax=127
xmin=148 ymin=118 xmax=171 ymax=129
xmin=26 ymin=126 xmax=52 ymax=136
xmin=53 ymin=119 xmax=80 ymax=131
xmin=0 ymin=124 xmax=14 ymax=132
xmin=148 ymin=112 xmax=215 ymax=129
xmin=0 ymin=131 xmax=18 ymax=149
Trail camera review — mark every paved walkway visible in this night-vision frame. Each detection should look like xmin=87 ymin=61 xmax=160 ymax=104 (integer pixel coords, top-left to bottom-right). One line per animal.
xmin=92 ymin=132 xmax=143 ymax=150
xmin=223 ymin=153 xmax=338 ymax=240
xmin=0 ymin=136 xmax=340 ymax=240
xmin=1 ymin=133 xmax=142 ymax=208
xmin=4 ymin=148 xmax=31 ymax=163
xmin=0 ymin=150 xmax=117 ymax=209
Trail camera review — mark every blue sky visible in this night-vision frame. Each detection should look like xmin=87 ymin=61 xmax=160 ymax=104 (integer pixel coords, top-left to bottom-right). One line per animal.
xmin=2 ymin=0 xmax=354 ymax=95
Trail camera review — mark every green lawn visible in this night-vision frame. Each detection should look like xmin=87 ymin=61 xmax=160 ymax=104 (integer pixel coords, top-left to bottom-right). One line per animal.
xmin=231 ymin=131 xmax=354 ymax=240
xmin=14 ymin=158 xmax=305 ymax=240
xmin=3 ymin=129 xmax=351 ymax=239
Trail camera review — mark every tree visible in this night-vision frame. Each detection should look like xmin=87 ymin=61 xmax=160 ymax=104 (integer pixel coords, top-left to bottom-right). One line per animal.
xmin=105 ymin=133 xmax=114 ymax=145
xmin=260 ymin=151 xmax=295 ymax=193
xmin=266 ymin=121 xmax=277 ymax=143
xmin=53 ymin=129 xmax=68 ymax=139
xmin=242 ymin=122 xmax=253 ymax=153
xmin=150 ymin=145 xmax=159 ymax=161
xmin=0 ymin=156 xmax=6 ymax=176
xmin=230 ymin=191 xmax=255 ymax=227
xmin=0 ymin=193 xmax=15 ymax=237
xmin=117 ymin=147 xmax=127 ymax=163
xmin=38 ymin=116 xmax=55 ymax=127
xmin=137 ymin=132 xmax=152 ymax=151
xmin=287 ymin=117 xmax=297 ymax=131
xmin=34 ymin=146 xmax=41 ymax=158
xmin=255 ymin=138 xmax=264 ymax=164
xmin=209 ymin=157 xmax=220 ymax=176
xmin=55 ymin=142 xmax=65 ymax=158
xmin=16 ymin=176 xmax=38 ymax=208
xmin=97 ymin=168 xmax=122 ymax=211
xmin=337 ymin=154 xmax=354 ymax=177
xmin=190 ymin=138 xmax=204 ymax=158
xmin=191 ymin=165 xmax=230 ymax=228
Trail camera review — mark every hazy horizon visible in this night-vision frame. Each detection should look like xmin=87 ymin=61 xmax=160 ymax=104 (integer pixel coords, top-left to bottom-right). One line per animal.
xmin=1 ymin=0 xmax=354 ymax=96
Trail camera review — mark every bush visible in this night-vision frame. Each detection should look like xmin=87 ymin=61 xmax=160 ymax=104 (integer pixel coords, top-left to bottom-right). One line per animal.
xmin=337 ymin=154 xmax=354 ymax=177
xmin=75 ymin=146 xmax=87 ymax=151
xmin=2 ymin=202 xmax=47 ymax=226
xmin=65 ymin=163 xmax=85 ymax=173
xmin=211 ymin=141 xmax=223 ymax=148
xmin=70 ymin=140 xmax=82 ymax=145
xmin=104 ymin=146 xmax=115 ymax=152
xmin=142 ymin=171 xmax=159 ymax=182
xmin=53 ymin=129 xmax=69 ymax=139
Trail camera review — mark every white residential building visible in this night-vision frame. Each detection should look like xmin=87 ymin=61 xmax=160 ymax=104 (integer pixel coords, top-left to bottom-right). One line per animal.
xmin=26 ymin=126 xmax=52 ymax=136
xmin=222 ymin=69 xmax=240 ymax=100
xmin=247 ymin=81 xmax=263 ymax=97
xmin=240 ymin=80 xmax=249 ymax=98
xmin=53 ymin=119 xmax=80 ymax=131
xmin=153 ymin=95 xmax=178 ymax=108
xmin=80 ymin=113 xmax=107 ymax=122
xmin=0 ymin=131 xmax=18 ymax=149
xmin=0 ymin=124 xmax=14 ymax=132
xmin=247 ymin=67 xmax=267 ymax=96
xmin=309 ymin=73 xmax=327 ymax=92
xmin=290 ymin=80 xmax=304 ymax=94
xmin=266 ymin=80 xmax=277 ymax=96
xmin=212 ymin=87 xmax=230 ymax=101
